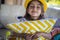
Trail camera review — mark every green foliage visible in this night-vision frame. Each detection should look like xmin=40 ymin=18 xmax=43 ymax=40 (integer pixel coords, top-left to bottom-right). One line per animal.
xmin=45 ymin=0 xmax=49 ymax=2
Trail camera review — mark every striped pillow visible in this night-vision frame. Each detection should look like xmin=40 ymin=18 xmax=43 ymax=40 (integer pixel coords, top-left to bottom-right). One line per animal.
xmin=6 ymin=18 xmax=57 ymax=40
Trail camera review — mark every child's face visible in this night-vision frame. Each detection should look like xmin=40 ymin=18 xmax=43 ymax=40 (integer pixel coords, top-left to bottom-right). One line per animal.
xmin=27 ymin=1 xmax=41 ymax=18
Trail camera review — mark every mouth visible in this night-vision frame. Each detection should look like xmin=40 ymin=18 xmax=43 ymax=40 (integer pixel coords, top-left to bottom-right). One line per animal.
xmin=32 ymin=12 xmax=38 ymax=14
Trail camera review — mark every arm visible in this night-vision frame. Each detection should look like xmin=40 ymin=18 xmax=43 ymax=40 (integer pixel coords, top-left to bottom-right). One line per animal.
xmin=10 ymin=32 xmax=34 ymax=40
xmin=32 ymin=32 xmax=52 ymax=39
xmin=33 ymin=28 xmax=60 ymax=39
xmin=11 ymin=32 xmax=28 ymax=38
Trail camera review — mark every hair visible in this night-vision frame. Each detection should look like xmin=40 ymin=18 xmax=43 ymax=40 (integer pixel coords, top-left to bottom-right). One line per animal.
xmin=24 ymin=0 xmax=45 ymax=20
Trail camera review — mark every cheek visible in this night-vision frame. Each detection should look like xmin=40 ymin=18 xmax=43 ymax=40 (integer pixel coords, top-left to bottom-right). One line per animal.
xmin=28 ymin=9 xmax=32 ymax=14
xmin=38 ymin=10 xmax=41 ymax=14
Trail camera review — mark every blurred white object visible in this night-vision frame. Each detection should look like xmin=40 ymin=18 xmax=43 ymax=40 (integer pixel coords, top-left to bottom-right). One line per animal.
xmin=5 ymin=0 xmax=16 ymax=5
xmin=0 ymin=5 xmax=25 ymax=26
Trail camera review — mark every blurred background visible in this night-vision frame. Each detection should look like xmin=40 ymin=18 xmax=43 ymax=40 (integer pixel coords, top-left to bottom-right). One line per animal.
xmin=0 ymin=0 xmax=60 ymax=40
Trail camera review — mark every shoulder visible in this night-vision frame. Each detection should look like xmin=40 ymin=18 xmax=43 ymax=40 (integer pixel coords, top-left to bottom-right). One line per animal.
xmin=17 ymin=16 xmax=27 ymax=22
xmin=19 ymin=18 xmax=27 ymax=22
xmin=53 ymin=18 xmax=60 ymax=28
xmin=41 ymin=17 xmax=58 ymax=20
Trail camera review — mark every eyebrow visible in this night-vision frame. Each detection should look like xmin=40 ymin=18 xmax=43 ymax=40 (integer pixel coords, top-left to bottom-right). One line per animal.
xmin=30 ymin=3 xmax=41 ymax=6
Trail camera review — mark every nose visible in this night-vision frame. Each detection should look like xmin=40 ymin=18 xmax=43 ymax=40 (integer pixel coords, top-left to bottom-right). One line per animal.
xmin=33 ymin=7 xmax=37 ymax=11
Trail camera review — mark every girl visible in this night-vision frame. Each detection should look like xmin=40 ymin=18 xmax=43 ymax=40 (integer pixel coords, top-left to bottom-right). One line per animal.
xmin=13 ymin=0 xmax=60 ymax=40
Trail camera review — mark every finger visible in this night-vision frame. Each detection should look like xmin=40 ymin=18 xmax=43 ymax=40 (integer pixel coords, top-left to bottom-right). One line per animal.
xmin=32 ymin=39 xmax=34 ymax=40
xmin=32 ymin=35 xmax=38 ymax=39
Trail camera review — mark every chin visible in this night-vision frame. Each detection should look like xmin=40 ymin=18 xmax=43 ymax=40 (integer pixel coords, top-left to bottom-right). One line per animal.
xmin=32 ymin=16 xmax=39 ymax=17
xmin=32 ymin=15 xmax=39 ymax=17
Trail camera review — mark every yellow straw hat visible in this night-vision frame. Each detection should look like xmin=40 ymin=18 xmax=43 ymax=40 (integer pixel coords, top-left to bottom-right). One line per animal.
xmin=24 ymin=0 xmax=47 ymax=12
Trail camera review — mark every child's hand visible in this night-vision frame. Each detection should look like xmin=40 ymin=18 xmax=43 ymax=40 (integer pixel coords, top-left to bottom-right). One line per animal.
xmin=51 ymin=28 xmax=58 ymax=37
xmin=51 ymin=28 xmax=60 ymax=37
xmin=25 ymin=34 xmax=34 ymax=40
xmin=32 ymin=32 xmax=41 ymax=39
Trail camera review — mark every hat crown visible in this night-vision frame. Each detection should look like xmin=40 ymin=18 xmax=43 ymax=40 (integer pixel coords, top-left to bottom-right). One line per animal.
xmin=24 ymin=0 xmax=47 ymax=12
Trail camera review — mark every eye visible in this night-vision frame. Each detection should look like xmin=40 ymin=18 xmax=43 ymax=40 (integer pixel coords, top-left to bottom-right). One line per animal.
xmin=29 ymin=6 xmax=34 ymax=8
xmin=37 ymin=6 xmax=41 ymax=9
